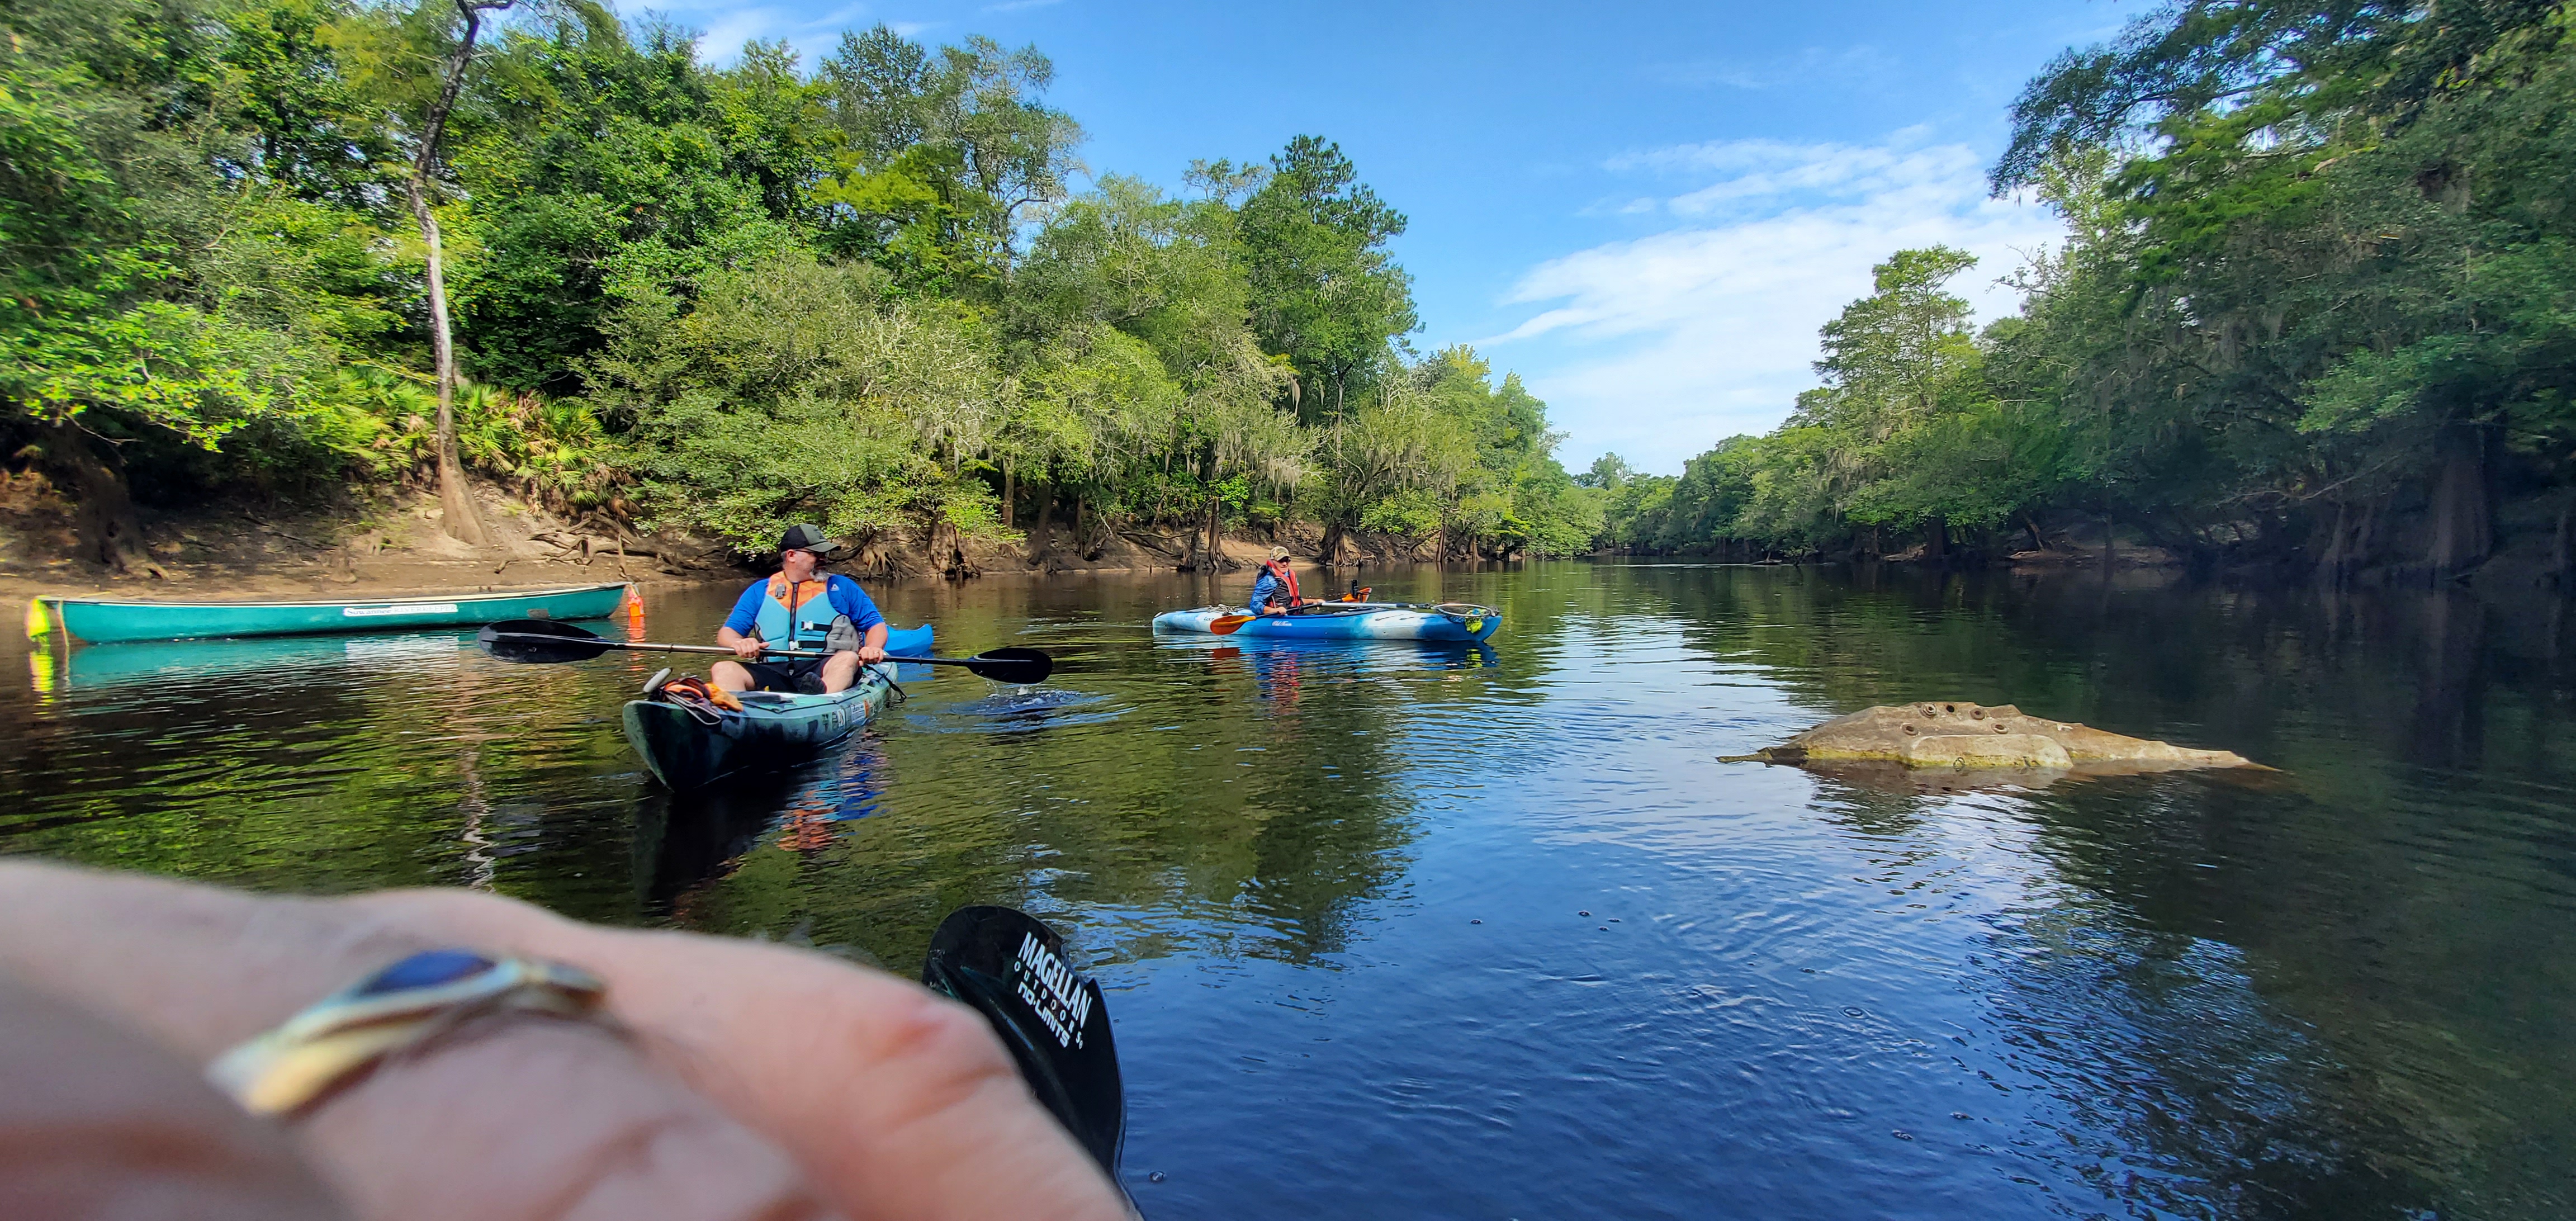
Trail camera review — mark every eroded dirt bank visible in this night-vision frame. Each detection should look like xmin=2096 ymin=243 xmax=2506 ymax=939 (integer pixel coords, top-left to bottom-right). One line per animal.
xmin=0 ymin=474 xmax=1396 ymax=604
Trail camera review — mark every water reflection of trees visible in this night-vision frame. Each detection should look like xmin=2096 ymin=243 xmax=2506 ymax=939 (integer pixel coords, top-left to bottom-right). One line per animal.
xmin=657 ymin=569 xmax=1549 ymax=973
xmin=18 ymin=565 xmax=2567 ymax=1214
xmin=1 ymin=633 xmax=649 ymax=912
xmin=665 ymin=637 xmax=1478 ymax=972
xmin=1604 ymin=561 xmax=2574 ymax=1218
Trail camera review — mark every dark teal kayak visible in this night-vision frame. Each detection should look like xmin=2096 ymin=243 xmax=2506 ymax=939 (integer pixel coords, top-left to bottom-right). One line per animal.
xmin=37 ymin=582 xmax=631 ymax=643
xmin=619 ymin=624 xmax=934 ymax=791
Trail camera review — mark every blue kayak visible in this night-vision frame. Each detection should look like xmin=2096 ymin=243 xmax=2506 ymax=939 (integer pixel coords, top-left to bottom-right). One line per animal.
xmin=619 ymin=624 xmax=934 ymax=791
xmin=1153 ymin=602 xmax=1501 ymax=643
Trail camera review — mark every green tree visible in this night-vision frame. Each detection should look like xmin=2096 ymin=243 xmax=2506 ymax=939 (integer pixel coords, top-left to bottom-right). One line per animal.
xmin=448 ymin=10 xmax=812 ymax=392
xmin=812 ymin=26 xmax=1082 ymax=297
xmin=1991 ymin=0 xmax=2576 ymax=573
xmin=345 ymin=0 xmax=517 ymax=544
xmin=5 ymin=2 xmax=1588 ymax=574
xmin=595 ymin=250 xmax=1005 ymax=556
xmin=1239 ymin=136 xmax=1417 ymax=423
xmin=1576 ymin=453 xmax=1635 ymax=489
xmin=1 ymin=0 xmax=405 ymax=569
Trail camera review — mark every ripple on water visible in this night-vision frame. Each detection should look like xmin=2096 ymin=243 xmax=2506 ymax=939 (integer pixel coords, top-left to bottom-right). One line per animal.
xmin=4 ymin=567 xmax=2573 ymax=1219
xmin=903 ymin=686 xmax=1126 ymax=733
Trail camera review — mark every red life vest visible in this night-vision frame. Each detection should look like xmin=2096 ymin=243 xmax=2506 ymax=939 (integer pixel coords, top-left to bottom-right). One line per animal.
xmin=1262 ymin=558 xmax=1301 ymax=609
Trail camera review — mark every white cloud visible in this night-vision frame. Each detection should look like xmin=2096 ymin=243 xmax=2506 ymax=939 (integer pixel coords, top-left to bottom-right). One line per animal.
xmin=695 ymin=7 xmax=785 ymax=59
xmin=1480 ymin=131 xmax=2061 ymax=474
xmin=1646 ymin=46 xmax=1897 ymax=92
xmin=678 ymin=3 xmax=884 ymax=66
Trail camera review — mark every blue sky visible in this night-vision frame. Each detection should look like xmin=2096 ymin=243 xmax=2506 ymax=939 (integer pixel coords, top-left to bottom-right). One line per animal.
xmin=647 ymin=0 xmax=2132 ymax=474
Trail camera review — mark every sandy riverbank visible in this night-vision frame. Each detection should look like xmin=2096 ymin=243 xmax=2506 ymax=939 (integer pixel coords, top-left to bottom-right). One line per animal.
xmin=0 ymin=475 xmax=1341 ymax=606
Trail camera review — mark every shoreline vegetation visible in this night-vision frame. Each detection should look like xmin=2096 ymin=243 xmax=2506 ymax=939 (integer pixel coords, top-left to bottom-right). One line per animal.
xmin=3 ymin=0 xmax=1592 ymax=589
xmin=1590 ymin=3 xmax=2576 ymax=589
xmin=9 ymin=2 xmax=2576 ymax=594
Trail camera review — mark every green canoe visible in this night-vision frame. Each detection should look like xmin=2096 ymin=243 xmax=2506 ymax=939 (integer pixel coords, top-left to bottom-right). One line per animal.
xmin=38 ymin=582 xmax=630 ymax=643
xmin=621 ymin=624 xmax=934 ymax=791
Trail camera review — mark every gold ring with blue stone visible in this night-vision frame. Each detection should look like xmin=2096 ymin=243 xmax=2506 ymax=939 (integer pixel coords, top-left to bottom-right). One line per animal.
xmin=206 ymin=949 xmax=608 ymax=1118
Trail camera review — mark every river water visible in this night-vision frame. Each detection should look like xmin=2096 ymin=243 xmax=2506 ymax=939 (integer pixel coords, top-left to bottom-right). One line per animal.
xmin=3 ymin=562 xmax=2570 ymax=1219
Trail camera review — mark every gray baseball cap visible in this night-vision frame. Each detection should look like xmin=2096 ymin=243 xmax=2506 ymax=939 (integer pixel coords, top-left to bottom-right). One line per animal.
xmin=778 ymin=523 xmax=836 ymax=555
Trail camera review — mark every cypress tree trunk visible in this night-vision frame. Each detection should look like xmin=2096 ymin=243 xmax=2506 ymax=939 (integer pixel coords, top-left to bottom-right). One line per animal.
xmin=2317 ymin=500 xmax=2352 ymax=585
xmin=47 ymin=424 xmax=150 ymax=575
xmin=2428 ymin=421 xmax=2494 ymax=578
xmin=1025 ymin=482 xmax=1053 ymax=564
xmin=2551 ymin=493 xmax=2575 ymax=589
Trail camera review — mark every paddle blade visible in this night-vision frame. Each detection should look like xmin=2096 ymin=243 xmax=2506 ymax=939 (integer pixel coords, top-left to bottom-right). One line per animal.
xmin=922 ymin=906 xmax=1124 ymax=1176
xmin=964 ymin=646 xmax=1052 ymax=685
xmin=1207 ymin=613 xmax=1253 ymax=635
xmin=476 ymin=618 xmax=613 ymax=664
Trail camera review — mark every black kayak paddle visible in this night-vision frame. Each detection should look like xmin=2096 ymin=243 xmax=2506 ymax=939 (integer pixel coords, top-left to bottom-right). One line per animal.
xmin=921 ymin=906 xmax=1127 ymax=1179
xmin=475 ymin=619 xmax=1053 ymax=685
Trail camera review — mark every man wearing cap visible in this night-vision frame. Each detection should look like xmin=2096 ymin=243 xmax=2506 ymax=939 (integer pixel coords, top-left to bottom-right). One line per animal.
xmin=710 ymin=524 xmax=889 ymax=694
xmin=1247 ymin=545 xmax=1304 ymax=617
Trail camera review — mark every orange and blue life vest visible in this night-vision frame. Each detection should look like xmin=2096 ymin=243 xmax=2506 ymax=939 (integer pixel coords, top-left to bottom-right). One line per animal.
xmin=722 ymin=574 xmax=883 ymax=649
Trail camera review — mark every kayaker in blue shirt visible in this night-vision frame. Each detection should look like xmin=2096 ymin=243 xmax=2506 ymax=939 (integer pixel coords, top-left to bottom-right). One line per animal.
xmin=710 ymin=524 xmax=888 ymax=694
xmin=1248 ymin=546 xmax=1303 ymax=617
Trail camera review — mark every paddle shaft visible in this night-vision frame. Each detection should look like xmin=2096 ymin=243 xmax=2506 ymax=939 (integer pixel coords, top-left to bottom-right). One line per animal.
xmin=481 ymin=631 xmax=969 ymax=669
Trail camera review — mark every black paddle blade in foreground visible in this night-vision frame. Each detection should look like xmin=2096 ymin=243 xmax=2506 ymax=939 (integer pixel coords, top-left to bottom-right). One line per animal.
xmin=922 ymin=906 xmax=1123 ymax=1176
xmin=476 ymin=618 xmax=614 ymax=663
xmin=958 ymin=646 xmax=1053 ymax=685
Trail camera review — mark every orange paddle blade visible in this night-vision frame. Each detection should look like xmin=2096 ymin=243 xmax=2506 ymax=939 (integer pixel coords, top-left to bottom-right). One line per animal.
xmin=1208 ymin=613 xmax=1254 ymax=635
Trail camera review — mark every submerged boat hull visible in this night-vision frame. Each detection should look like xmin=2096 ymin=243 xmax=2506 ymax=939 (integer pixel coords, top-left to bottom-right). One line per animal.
xmin=620 ymin=624 xmax=932 ymax=791
xmin=49 ymin=583 xmax=631 ymax=643
xmin=1151 ymin=603 xmax=1501 ymax=642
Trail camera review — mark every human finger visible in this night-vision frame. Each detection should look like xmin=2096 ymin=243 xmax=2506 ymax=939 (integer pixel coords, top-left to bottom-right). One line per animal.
xmin=0 ymin=862 xmax=840 ymax=1221
xmin=343 ymin=887 xmax=1131 ymax=1221
xmin=0 ymin=970 xmax=347 ymax=1221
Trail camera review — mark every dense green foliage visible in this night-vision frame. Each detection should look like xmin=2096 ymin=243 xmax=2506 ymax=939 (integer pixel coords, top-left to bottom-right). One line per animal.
xmin=1603 ymin=2 xmax=2576 ymax=575
xmin=1 ymin=0 xmax=1589 ymax=564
